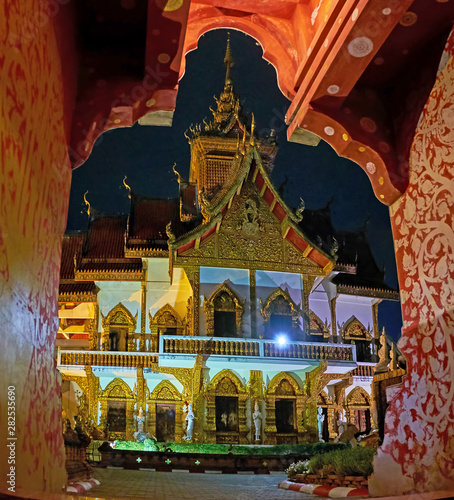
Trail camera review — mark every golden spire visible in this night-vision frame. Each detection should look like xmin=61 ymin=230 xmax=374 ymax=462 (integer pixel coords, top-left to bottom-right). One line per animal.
xmin=83 ymin=191 xmax=91 ymax=216
xmin=224 ymin=36 xmax=234 ymax=85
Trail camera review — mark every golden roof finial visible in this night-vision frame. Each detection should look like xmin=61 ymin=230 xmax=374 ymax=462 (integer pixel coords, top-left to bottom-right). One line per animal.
xmin=83 ymin=191 xmax=91 ymax=216
xmin=172 ymin=162 xmax=182 ymax=184
xmin=123 ymin=176 xmax=132 ymax=199
xmin=250 ymin=113 xmax=255 ymax=145
xmin=224 ymin=35 xmax=234 ymax=85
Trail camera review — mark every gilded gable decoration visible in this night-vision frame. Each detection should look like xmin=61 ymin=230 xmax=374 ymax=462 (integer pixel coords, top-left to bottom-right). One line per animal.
xmin=342 ymin=317 xmax=372 ymax=341
xmin=266 ymin=372 xmax=301 ymax=396
xmin=150 ymin=304 xmax=185 ymax=332
xmin=347 ymin=387 xmax=370 ymax=407
xmin=310 ymin=310 xmax=330 ymax=337
xmin=206 ymin=369 xmax=247 ymax=395
xmin=261 ymin=287 xmax=300 ymax=328
xmin=237 ymin=198 xmax=263 ymax=237
xmin=204 ymin=282 xmax=244 ymax=337
xmin=150 ymin=380 xmax=182 ymax=402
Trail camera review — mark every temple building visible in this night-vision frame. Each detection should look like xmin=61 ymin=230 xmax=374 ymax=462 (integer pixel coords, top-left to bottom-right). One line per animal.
xmin=57 ymin=43 xmax=399 ymax=446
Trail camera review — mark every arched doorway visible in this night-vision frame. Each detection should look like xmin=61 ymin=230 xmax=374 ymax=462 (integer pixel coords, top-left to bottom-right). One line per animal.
xmin=101 ymin=303 xmax=138 ymax=352
xmin=205 ymin=369 xmax=248 ymax=444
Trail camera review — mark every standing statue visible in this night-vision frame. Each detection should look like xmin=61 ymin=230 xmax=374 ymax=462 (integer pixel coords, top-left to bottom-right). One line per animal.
xmin=134 ymin=407 xmax=147 ymax=442
xmin=317 ymin=407 xmax=325 ymax=442
xmin=252 ymin=401 xmax=262 ymax=442
xmin=184 ymin=404 xmax=195 ymax=441
xmin=137 ymin=407 xmax=145 ymax=433
xmin=375 ymin=327 xmax=389 ymax=373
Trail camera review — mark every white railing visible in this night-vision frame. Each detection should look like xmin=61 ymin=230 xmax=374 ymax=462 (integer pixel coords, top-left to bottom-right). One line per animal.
xmin=159 ymin=335 xmax=356 ymax=362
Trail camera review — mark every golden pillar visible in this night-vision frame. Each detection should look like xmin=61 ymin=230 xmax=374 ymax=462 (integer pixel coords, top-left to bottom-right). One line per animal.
xmin=140 ymin=277 xmax=147 ymax=351
xmin=249 ymin=269 xmax=257 ymax=338
xmin=187 ymin=268 xmax=200 ymax=336
xmin=205 ymin=394 xmax=216 ymax=443
xmin=264 ymin=397 xmax=277 ymax=444
xmin=238 ymin=393 xmax=249 ymax=444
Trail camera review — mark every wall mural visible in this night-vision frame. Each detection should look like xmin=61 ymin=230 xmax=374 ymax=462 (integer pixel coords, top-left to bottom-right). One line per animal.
xmin=371 ymin=29 xmax=454 ymax=495
xmin=0 ymin=0 xmax=72 ymax=493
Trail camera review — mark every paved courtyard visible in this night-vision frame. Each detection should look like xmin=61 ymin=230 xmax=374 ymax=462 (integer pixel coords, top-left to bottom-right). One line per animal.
xmin=84 ymin=468 xmax=312 ymax=500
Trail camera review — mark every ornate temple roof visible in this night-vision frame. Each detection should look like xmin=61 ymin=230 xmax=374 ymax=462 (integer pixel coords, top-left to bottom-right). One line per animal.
xmin=59 ymin=233 xmax=97 ymax=301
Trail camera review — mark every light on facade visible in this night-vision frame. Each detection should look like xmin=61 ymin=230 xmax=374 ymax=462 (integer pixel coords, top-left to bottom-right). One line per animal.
xmin=277 ymin=334 xmax=288 ymax=346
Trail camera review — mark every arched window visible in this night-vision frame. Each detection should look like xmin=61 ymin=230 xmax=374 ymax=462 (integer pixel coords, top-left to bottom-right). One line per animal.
xmin=261 ymin=288 xmax=300 ymax=339
xmin=101 ymin=303 xmax=137 ymax=352
xmin=342 ymin=317 xmax=373 ymax=362
xmin=205 ymin=283 xmax=244 ymax=338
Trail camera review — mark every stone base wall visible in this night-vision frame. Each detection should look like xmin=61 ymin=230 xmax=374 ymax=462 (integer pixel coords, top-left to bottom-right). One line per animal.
xmin=290 ymin=473 xmax=369 ymax=489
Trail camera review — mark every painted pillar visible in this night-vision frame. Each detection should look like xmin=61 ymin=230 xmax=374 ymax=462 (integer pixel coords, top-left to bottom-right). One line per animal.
xmin=0 ymin=0 xmax=75 ymax=494
xmin=370 ymin=29 xmax=454 ymax=496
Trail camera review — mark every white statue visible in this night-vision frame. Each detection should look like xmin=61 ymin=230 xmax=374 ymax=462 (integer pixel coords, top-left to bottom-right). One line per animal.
xmin=137 ymin=407 xmax=145 ymax=433
xmin=184 ymin=404 xmax=194 ymax=441
xmin=317 ymin=407 xmax=325 ymax=441
xmin=252 ymin=402 xmax=262 ymax=441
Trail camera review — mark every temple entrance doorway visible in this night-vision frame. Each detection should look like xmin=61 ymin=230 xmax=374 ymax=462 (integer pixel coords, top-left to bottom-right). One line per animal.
xmin=275 ymin=399 xmax=296 ymax=444
xmin=156 ymin=403 xmax=176 ymax=442
xmin=107 ymin=401 xmax=126 ymax=434
xmin=215 ymin=396 xmax=239 ymax=443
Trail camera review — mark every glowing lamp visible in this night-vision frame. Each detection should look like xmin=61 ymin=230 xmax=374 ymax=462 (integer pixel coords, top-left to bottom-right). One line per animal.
xmin=277 ymin=335 xmax=287 ymax=346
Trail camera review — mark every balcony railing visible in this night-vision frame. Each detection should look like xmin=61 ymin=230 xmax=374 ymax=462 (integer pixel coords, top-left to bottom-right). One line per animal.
xmin=58 ymin=351 xmax=158 ymax=368
xmin=350 ymin=362 xmax=375 ymax=377
xmin=57 ymin=336 xmax=356 ymax=369
xmin=160 ymin=335 xmax=355 ymax=361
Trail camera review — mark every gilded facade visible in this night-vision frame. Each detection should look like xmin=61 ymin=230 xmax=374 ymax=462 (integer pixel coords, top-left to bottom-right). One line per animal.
xmin=57 ymin=43 xmax=399 ymax=445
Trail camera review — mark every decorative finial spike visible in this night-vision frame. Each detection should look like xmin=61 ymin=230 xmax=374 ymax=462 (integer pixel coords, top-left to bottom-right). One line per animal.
xmin=250 ymin=113 xmax=255 ymax=145
xmin=123 ymin=176 xmax=132 ymax=199
xmin=224 ymin=36 xmax=234 ymax=85
xmin=83 ymin=191 xmax=91 ymax=216
xmin=172 ymin=163 xmax=182 ymax=184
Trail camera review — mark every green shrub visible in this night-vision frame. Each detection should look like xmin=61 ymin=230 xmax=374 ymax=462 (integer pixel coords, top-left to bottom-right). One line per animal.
xmin=308 ymin=446 xmax=376 ymax=477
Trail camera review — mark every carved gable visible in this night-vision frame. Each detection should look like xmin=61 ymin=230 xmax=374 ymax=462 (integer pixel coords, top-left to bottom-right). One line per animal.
xmin=176 ymin=180 xmax=325 ymax=274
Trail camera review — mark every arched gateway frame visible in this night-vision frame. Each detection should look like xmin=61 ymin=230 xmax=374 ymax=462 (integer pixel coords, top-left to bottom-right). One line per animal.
xmin=3 ymin=4 xmax=454 ymax=495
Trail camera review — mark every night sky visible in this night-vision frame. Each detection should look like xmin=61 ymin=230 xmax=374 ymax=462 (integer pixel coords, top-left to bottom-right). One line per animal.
xmin=67 ymin=29 xmax=403 ymax=341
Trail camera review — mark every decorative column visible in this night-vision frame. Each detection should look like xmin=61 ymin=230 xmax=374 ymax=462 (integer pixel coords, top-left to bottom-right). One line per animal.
xmin=330 ymin=296 xmax=338 ymax=340
xmin=204 ymin=395 xmax=216 ymax=443
xmin=369 ymin=32 xmax=454 ymax=496
xmin=85 ymin=366 xmax=98 ymax=425
xmin=302 ymin=275 xmax=316 ymax=335
xmin=136 ymin=366 xmax=145 ymax=414
xmin=371 ymin=301 xmax=380 ymax=359
xmin=263 ymin=397 xmax=277 ymax=444
xmin=140 ymin=277 xmax=147 ymax=351
xmin=187 ymin=268 xmax=200 ymax=336
xmin=249 ymin=269 xmax=257 ymax=338
xmin=238 ymin=394 xmax=249 ymax=443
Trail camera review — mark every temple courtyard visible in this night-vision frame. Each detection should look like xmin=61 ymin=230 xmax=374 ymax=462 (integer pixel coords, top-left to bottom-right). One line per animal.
xmin=83 ymin=469 xmax=311 ymax=500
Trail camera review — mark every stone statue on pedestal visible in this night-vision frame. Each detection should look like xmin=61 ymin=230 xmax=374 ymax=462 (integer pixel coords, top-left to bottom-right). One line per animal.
xmin=184 ymin=404 xmax=195 ymax=441
xmin=252 ymin=401 xmax=262 ymax=442
xmin=317 ymin=407 xmax=325 ymax=442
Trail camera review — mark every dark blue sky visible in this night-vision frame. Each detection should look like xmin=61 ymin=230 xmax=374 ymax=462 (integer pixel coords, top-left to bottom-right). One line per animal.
xmin=67 ymin=29 xmax=403 ymax=341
